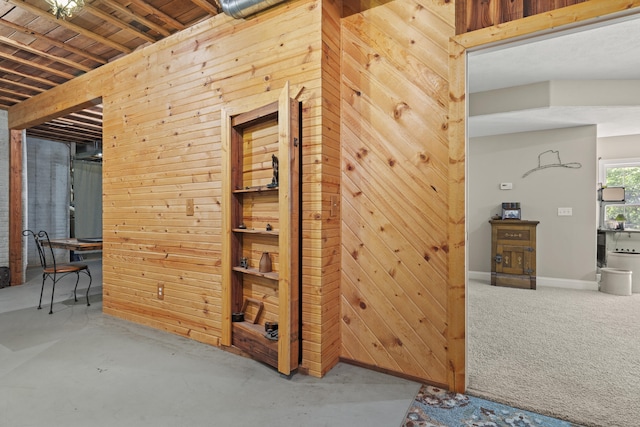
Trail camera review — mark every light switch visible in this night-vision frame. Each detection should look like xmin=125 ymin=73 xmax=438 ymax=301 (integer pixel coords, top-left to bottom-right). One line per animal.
xmin=500 ymin=183 xmax=513 ymax=190
xmin=186 ymin=198 xmax=194 ymax=216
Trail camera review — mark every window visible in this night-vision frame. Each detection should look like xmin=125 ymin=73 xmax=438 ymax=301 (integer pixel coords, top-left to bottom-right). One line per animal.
xmin=600 ymin=158 xmax=640 ymax=229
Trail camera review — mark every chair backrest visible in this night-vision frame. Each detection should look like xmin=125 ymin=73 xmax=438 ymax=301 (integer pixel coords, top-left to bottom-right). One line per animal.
xmin=22 ymin=230 xmax=57 ymax=271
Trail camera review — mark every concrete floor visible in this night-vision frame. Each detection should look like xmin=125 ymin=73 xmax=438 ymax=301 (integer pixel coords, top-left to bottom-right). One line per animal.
xmin=0 ymin=259 xmax=420 ymax=427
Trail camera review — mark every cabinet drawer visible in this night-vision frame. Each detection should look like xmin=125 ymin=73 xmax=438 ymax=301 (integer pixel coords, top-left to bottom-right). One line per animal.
xmin=496 ymin=228 xmax=531 ymax=243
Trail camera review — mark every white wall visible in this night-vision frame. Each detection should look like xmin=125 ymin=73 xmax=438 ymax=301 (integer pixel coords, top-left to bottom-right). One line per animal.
xmin=0 ymin=110 xmax=8 ymax=268
xmin=598 ymin=134 xmax=640 ymax=160
xmin=469 ymin=126 xmax=598 ymax=283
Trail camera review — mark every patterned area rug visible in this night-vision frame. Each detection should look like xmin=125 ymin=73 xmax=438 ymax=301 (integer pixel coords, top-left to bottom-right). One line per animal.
xmin=403 ymin=385 xmax=579 ymax=427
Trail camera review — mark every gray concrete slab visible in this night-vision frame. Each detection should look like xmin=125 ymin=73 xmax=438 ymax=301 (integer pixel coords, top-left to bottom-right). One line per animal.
xmin=0 ymin=259 xmax=420 ymax=427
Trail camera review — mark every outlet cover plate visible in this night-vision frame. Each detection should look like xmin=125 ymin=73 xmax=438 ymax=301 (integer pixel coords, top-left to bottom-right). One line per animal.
xmin=558 ymin=207 xmax=573 ymax=216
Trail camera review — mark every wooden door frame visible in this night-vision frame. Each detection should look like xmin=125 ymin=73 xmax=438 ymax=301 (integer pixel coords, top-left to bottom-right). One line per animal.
xmin=449 ymin=0 xmax=640 ymax=392
xmin=8 ymin=93 xmax=102 ymax=285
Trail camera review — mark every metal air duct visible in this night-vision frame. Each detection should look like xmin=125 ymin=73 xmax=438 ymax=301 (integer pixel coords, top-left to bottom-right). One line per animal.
xmin=221 ymin=0 xmax=287 ymax=19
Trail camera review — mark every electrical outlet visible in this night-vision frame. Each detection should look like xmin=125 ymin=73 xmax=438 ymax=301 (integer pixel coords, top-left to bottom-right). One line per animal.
xmin=330 ymin=195 xmax=339 ymax=217
xmin=157 ymin=283 xmax=164 ymax=300
xmin=558 ymin=207 xmax=573 ymax=216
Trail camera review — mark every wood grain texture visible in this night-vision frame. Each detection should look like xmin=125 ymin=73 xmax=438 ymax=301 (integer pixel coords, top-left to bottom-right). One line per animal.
xmin=447 ymin=37 xmax=466 ymax=393
xmin=340 ymin=0 xmax=455 ymax=386
xmin=9 ymin=130 xmax=23 ymax=285
xmin=101 ymin=2 xmax=323 ymax=372
xmin=9 ymin=0 xmax=639 ymax=391
xmin=457 ymin=0 xmax=592 ymax=33
xmin=87 ymin=0 xmax=324 ymax=373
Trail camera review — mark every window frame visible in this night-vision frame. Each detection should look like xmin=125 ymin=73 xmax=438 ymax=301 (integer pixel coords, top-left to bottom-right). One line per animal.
xmin=599 ymin=157 xmax=640 ymax=229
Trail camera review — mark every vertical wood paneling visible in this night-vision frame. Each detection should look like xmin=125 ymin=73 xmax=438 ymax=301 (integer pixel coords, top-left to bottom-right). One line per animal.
xmin=340 ymin=0 xmax=454 ymax=386
xmin=447 ymin=38 xmax=467 ymax=393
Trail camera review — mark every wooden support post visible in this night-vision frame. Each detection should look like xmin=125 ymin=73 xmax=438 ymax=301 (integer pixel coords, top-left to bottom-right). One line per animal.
xmin=9 ymin=129 xmax=23 ymax=286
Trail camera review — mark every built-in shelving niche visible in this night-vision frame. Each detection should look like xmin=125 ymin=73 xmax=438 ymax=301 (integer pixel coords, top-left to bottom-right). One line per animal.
xmin=221 ymin=83 xmax=300 ymax=376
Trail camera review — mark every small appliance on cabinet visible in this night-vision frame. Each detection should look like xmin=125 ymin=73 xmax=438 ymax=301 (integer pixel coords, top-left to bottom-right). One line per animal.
xmin=490 ymin=220 xmax=539 ymax=289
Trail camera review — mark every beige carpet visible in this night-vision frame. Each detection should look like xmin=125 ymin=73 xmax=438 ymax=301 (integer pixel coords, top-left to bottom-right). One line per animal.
xmin=467 ymin=280 xmax=640 ymax=427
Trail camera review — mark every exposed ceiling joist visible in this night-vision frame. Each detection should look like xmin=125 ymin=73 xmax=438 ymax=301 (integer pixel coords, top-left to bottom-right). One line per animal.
xmin=0 ymin=18 xmax=108 ymax=64
xmin=5 ymin=0 xmax=132 ymax=53
xmin=0 ymin=0 xmax=224 ymax=144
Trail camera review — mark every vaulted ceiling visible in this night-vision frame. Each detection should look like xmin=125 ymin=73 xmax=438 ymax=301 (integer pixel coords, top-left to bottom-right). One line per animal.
xmin=0 ymin=0 xmax=222 ymax=145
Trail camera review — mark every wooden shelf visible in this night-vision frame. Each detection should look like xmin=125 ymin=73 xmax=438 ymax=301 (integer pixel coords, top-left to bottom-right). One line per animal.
xmin=232 ymin=266 xmax=279 ymax=281
xmin=221 ymin=83 xmax=299 ymax=376
xmin=232 ymin=228 xmax=279 ymax=236
xmin=233 ymin=185 xmax=278 ymax=194
xmin=232 ymin=321 xmax=278 ymax=369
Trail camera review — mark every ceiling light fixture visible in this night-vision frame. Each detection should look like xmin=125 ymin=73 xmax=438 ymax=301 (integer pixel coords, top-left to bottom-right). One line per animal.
xmin=46 ymin=0 xmax=84 ymax=20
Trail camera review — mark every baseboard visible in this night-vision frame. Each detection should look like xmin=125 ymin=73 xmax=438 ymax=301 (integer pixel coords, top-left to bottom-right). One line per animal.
xmin=468 ymin=271 xmax=491 ymax=284
xmin=468 ymin=271 xmax=598 ymax=291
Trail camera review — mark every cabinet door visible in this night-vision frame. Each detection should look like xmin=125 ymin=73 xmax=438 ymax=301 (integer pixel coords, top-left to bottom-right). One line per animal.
xmin=496 ymin=244 xmax=533 ymax=276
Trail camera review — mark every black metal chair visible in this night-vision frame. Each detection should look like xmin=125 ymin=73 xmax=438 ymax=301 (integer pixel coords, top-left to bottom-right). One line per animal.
xmin=22 ymin=230 xmax=92 ymax=314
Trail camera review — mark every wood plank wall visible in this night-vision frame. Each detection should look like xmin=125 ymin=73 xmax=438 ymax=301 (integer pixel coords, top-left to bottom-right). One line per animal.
xmin=8 ymin=0 xmax=640 ymax=393
xmin=340 ymin=0 xmax=455 ymax=386
xmin=304 ymin=0 xmax=343 ymax=376
xmin=456 ymin=0 xmax=587 ymax=33
xmin=6 ymin=0 xmax=338 ymax=378
xmin=99 ymin=0 xmax=337 ymax=377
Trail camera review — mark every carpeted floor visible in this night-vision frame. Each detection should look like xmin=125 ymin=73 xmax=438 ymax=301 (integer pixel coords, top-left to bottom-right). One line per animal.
xmin=403 ymin=385 xmax=577 ymax=427
xmin=467 ymin=280 xmax=640 ymax=427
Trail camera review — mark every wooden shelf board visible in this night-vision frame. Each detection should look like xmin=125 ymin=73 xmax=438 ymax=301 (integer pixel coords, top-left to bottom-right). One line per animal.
xmin=233 ymin=185 xmax=278 ymax=194
xmin=232 ymin=266 xmax=279 ymax=281
xmin=232 ymin=321 xmax=278 ymax=369
xmin=233 ymin=228 xmax=279 ymax=236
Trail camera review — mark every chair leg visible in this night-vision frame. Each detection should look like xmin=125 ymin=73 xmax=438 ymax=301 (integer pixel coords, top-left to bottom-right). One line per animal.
xmin=38 ymin=274 xmax=46 ymax=310
xmin=49 ymin=278 xmax=56 ymax=315
xmin=73 ymin=272 xmax=80 ymax=303
xmin=85 ymin=268 xmax=92 ymax=307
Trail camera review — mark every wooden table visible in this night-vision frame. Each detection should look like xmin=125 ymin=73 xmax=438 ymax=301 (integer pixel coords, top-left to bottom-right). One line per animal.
xmin=43 ymin=238 xmax=103 ymax=252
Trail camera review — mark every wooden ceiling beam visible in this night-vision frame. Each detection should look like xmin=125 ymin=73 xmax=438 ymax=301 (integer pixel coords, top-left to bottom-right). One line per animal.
xmin=0 ymin=18 xmax=108 ymax=65
xmin=69 ymin=113 xmax=103 ymax=126
xmin=0 ymin=65 xmax=58 ymax=87
xmin=32 ymin=121 xmax=101 ymax=137
xmin=123 ymin=0 xmax=186 ymax=31
xmin=83 ymin=4 xmax=158 ymax=44
xmin=6 ymin=0 xmax=132 ymax=54
xmin=97 ymin=0 xmax=171 ymax=37
xmin=0 ymin=77 xmax=46 ymax=94
xmin=190 ymin=0 xmax=220 ymax=15
xmin=0 ymin=51 xmax=75 ymax=79
xmin=0 ymin=88 xmax=30 ymax=100
xmin=0 ymin=95 xmax=23 ymax=104
xmin=55 ymin=116 xmax=103 ymax=131
xmin=71 ymin=107 xmax=103 ymax=118
xmin=27 ymin=128 xmax=100 ymax=144
xmin=0 ymin=35 xmax=93 ymax=72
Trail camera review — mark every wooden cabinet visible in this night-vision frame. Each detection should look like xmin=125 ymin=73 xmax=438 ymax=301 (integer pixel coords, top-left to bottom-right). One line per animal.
xmin=221 ymin=83 xmax=299 ymax=376
xmin=490 ymin=220 xmax=539 ymax=289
